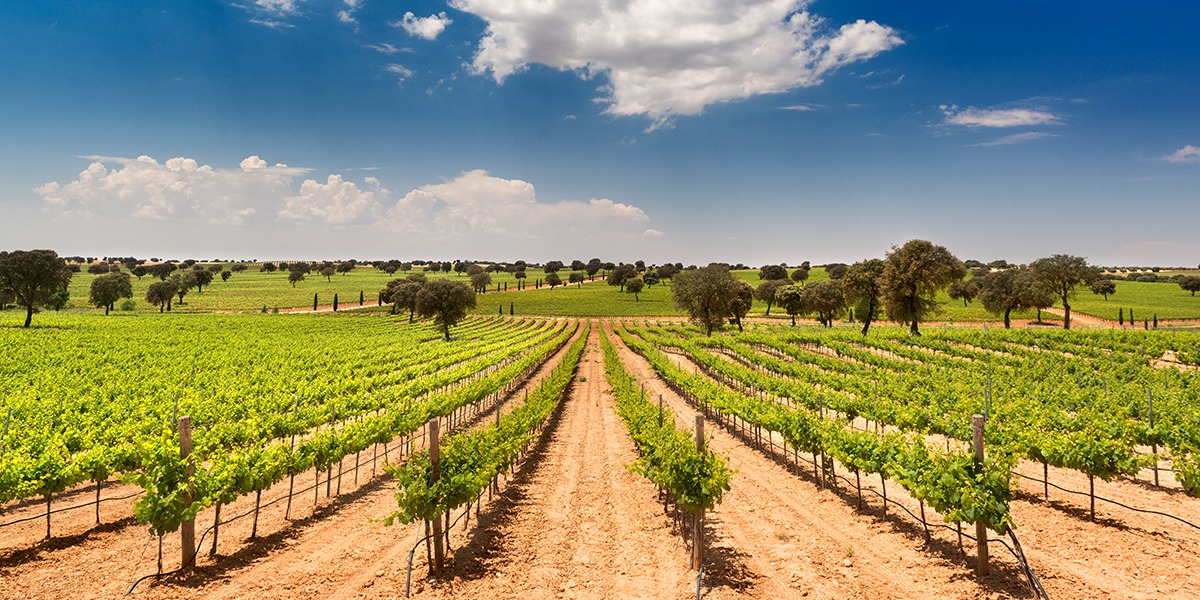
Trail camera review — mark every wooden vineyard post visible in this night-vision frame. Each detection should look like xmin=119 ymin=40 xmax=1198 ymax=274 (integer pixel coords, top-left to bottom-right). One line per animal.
xmin=429 ymin=419 xmax=444 ymax=571
xmin=692 ymin=415 xmax=705 ymax=571
xmin=179 ymin=416 xmax=197 ymax=569
xmin=972 ymin=414 xmax=988 ymax=578
xmin=1149 ymin=390 xmax=1158 ymax=487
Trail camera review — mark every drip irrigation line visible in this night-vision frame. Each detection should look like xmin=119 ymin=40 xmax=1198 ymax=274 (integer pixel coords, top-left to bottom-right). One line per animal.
xmin=1013 ymin=471 xmax=1200 ymax=530
xmin=0 ymin=490 xmax=142 ymax=528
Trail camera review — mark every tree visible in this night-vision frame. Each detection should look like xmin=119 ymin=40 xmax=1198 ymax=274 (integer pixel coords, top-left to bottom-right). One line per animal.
xmin=148 ymin=262 xmax=177 ymax=280
xmin=570 ymin=260 xmax=586 ymax=272
xmin=1090 ymin=279 xmax=1117 ymax=301
xmin=841 ymin=258 xmax=885 ymax=335
xmin=880 ymin=239 xmax=966 ymax=335
xmin=514 ymin=270 xmax=527 ymax=287
xmin=545 ymin=272 xmax=562 ymax=289
xmin=49 ymin=289 xmax=70 ymax=311
xmin=569 ymin=271 xmax=586 ymax=286
xmin=758 ymin=264 xmax=789 ymax=281
xmin=390 ymin=281 xmax=423 ymax=322
xmin=729 ymin=279 xmax=754 ymax=332
xmin=89 ymin=272 xmax=133 ymax=315
xmin=171 ymin=272 xmax=197 ymax=304
xmin=132 ymin=265 xmax=148 ymax=279
xmin=775 ymin=285 xmax=804 ymax=326
xmin=671 ymin=264 xmax=741 ymax=335
xmin=755 ymin=280 xmax=787 ymax=315
xmin=231 ymin=263 xmax=249 ymax=273
xmin=586 ymin=258 xmax=603 ymax=280
xmin=1029 ymin=254 xmax=1094 ymax=330
xmin=260 ymin=262 xmax=278 ymax=273
xmin=947 ymin=279 xmax=979 ymax=307
xmin=625 ymin=277 xmax=645 ymax=302
xmin=1178 ymin=276 xmax=1200 ymax=297
xmin=0 ymin=249 xmax=74 ymax=327
xmin=221 ymin=270 xmax=232 ymax=282
xmin=289 ymin=270 xmax=305 ymax=287
xmin=643 ymin=271 xmax=660 ymax=287
xmin=543 ymin=260 xmax=564 ymax=274
xmin=790 ymin=267 xmax=810 ymax=286
xmin=470 ymin=271 xmax=492 ymax=293
xmin=657 ymin=263 xmax=680 ymax=283
xmin=825 ymin=263 xmax=849 ymax=280
xmin=146 ymin=280 xmax=177 ymax=313
xmin=607 ymin=264 xmax=638 ymax=291
xmin=978 ymin=268 xmax=1031 ymax=329
xmin=192 ymin=269 xmax=214 ymax=293
xmin=416 ymin=280 xmax=477 ymax=340
xmin=466 ymin=264 xmax=484 ymax=277
xmin=320 ymin=267 xmax=335 ymax=282
xmin=337 ymin=261 xmax=355 ymax=275
xmin=800 ymin=280 xmax=845 ymax=327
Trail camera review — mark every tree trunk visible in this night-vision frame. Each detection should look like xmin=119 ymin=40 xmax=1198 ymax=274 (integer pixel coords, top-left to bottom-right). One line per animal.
xmin=104 ymin=304 xmax=110 ymax=316
xmin=1063 ymin=301 xmax=1071 ymax=330
xmin=442 ymin=322 xmax=450 ymax=341
xmin=1003 ymin=307 xmax=1012 ymax=329
xmin=909 ymin=319 xmax=920 ymax=336
xmin=791 ymin=314 xmax=796 ymax=326
xmin=24 ymin=304 xmax=34 ymax=328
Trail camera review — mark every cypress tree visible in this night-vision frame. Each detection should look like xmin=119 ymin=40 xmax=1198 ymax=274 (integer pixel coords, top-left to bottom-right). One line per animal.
xmin=313 ymin=293 xmax=318 ymax=311
xmin=1119 ymin=307 xmax=1124 ymax=325
xmin=333 ymin=294 xmax=339 ymax=312
xmin=359 ymin=290 xmax=364 ymax=306
xmin=1153 ymin=313 xmax=1158 ymax=329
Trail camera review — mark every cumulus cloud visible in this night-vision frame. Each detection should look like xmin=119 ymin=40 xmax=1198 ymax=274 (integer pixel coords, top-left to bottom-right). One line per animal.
xmin=36 ymin=158 xmax=659 ymax=245
xmin=941 ymin=105 xmax=1061 ymax=128
xmin=452 ymin=0 xmax=902 ymax=129
xmin=279 ymin=175 xmax=384 ymax=224
xmin=250 ymin=0 xmax=302 ymax=16
xmin=1163 ymin=145 xmax=1200 ymax=164
xmin=968 ymin=131 xmax=1055 ymax=147
xmin=381 ymin=169 xmax=650 ymax=241
xmin=395 ymin=12 xmax=452 ymax=40
xmin=35 ymin=155 xmax=310 ymax=224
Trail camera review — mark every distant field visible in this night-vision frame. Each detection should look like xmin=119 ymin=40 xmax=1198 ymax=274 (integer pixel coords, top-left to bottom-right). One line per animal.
xmin=1057 ymin=279 xmax=1200 ymax=321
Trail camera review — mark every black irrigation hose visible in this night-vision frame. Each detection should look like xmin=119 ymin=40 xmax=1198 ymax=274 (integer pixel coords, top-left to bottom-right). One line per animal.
xmin=1013 ymin=471 xmax=1200 ymax=531
xmin=0 ymin=490 xmax=142 ymax=528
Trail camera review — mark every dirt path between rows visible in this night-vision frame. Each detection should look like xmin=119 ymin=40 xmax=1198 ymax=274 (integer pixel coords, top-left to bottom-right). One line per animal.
xmin=406 ymin=323 xmax=694 ymax=599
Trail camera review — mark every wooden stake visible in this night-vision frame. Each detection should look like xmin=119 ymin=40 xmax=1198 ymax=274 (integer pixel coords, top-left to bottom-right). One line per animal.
xmin=179 ymin=416 xmax=196 ymax=569
xmin=692 ymin=415 xmax=705 ymax=571
xmin=429 ymin=419 xmax=444 ymax=571
xmin=210 ymin=504 xmax=221 ymax=556
xmin=972 ymin=414 xmax=988 ymax=577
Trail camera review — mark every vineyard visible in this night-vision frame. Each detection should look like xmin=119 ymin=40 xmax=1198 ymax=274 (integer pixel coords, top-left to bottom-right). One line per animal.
xmin=2 ymin=309 xmax=1200 ymax=598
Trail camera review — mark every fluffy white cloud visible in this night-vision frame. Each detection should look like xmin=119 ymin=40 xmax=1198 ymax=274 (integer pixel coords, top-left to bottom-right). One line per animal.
xmin=251 ymin=0 xmax=302 ymax=16
xmin=1163 ymin=145 xmax=1200 ymax=164
xmin=968 ymin=131 xmax=1055 ymax=147
xmin=382 ymin=169 xmax=650 ymax=241
xmin=279 ymin=175 xmax=384 ymax=224
xmin=452 ymin=0 xmax=901 ymax=129
xmin=941 ymin=105 xmax=1061 ymax=128
xmin=36 ymin=158 xmax=659 ymax=248
xmin=35 ymin=155 xmax=310 ymax=224
xmin=395 ymin=12 xmax=452 ymax=40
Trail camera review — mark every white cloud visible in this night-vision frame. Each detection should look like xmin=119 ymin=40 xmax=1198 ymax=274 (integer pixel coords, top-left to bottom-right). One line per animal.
xmin=36 ymin=159 xmax=658 ymax=249
xmin=780 ymin=104 xmax=816 ymax=111
xmin=940 ymin=104 xmax=1061 ymax=128
xmin=250 ymin=0 xmax=302 ymax=16
xmin=452 ymin=0 xmax=901 ymax=129
xmin=395 ymin=11 xmax=452 ymax=40
xmin=1163 ymin=145 xmax=1200 ymax=164
xmin=385 ymin=63 xmax=415 ymax=81
xmin=36 ymin=155 xmax=310 ymax=224
xmin=368 ymin=43 xmax=407 ymax=55
xmin=643 ymin=228 xmax=665 ymax=238
xmin=279 ymin=175 xmax=384 ymax=224
xmin=968 ymin=131 xmax=1055 ymax=147
xmin=381 ymin=170 xmax=651 ymax=242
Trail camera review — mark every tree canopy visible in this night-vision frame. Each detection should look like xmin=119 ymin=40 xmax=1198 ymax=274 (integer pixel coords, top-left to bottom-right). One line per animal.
xmin=416 ymin=280 xmax=477 ymax=340
xmin=90 ymin=272 xmax=133 ymax=315
xmin=799 ymin=279 xmax=845 ymax=327
xmin=671 ymin=264 xmax=741 ymax=335
xmin=0 ymin=249 xmax=74 ymax=327
xmin=1029 ymin=254 xmax=1094 ymax=330
xmin=880 ymin=239 xmax=966 ymax=335
xmin=841 ymin=258 xmax=885 ymax=335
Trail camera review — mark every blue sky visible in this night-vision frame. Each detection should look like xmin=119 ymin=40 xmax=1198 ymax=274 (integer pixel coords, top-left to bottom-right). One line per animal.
xmin=1 ymin=1 xmax=1197 ymax=266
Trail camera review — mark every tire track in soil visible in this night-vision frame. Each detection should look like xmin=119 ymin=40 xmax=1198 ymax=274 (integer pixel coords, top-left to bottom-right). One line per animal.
xmin=407 ymin=324 xmax=694 ymax=599
xmin=605 ymin=322 xmax=1031 ymax=600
